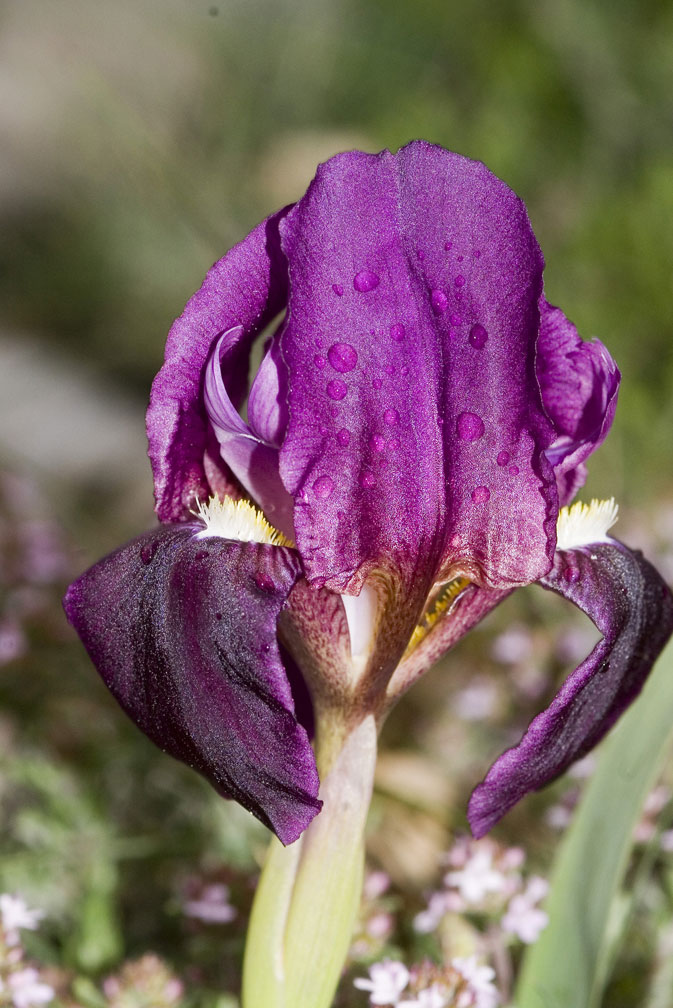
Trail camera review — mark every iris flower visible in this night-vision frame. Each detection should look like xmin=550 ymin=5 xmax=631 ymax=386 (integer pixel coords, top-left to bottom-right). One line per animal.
xmin=64 ymin=141 xmax=673 ymax=846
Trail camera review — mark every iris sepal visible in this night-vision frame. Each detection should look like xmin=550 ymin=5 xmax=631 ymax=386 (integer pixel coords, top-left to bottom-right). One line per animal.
xmin=63 ymin=523 xmax=321 ymax=845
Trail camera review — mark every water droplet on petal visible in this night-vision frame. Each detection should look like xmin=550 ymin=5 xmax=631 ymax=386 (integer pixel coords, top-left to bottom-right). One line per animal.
xmin=332 ymin=283 xmax=344 ymax=296
xmin=471 ymin=486 xmax=491 ymax=503
xmin=564 ymin=563 xmax=580 ymax=584
xmin=372 ymin=377 xmax=383 ymax=390
xmin=496 ymin=450 xmax=511 ymax=467
xmin=469 ymin=323 xmax=488 ymax=349
xmin=450 ymin=312 xmax=462 ymax=326
xmin=353 ymin=269 xmax=380 ymax=292
xmin=383 ymin=408 xmax=399 ymax=426
xmin=457 ymin=411 xmax=485 ymax=441
xmin=431 ymin=289 xmax=448 ymax=314
xmin=360 ymin=471 xmax=376 ymax=488
xmin=254 ymin=572 xmax=276 ymax=593
xmin=313 ymin=475 xmax=335 ymax=500
xmin=140 ymin=542 xmax=157 ymax=565
xmin=457 ymin=255 xmax=464 ymax=263
xmin=327 ymin=379 xmax=348 ymax=400
xmin=401 ymin=366 xmax=409 ymax=377
xmin=314 ymin=354 xmax=326 ymax=369
xmin=444 ymin=241 xmax=453 ymax=251
xmin=328 ymin=342 xmax=358 ymax=373
xmin=454 ymin=275 xmax=466 ymax=287
xmin=369 ymin=434 xmax=385 ymax=453
xmin=509 ymin=464 xmax=520 ymax=475
xmin=390 ymin=323 xmax=405 ymax=341
xmin=336 ymin=428 xmax=351 ymax=447
xmin=474 ymin=249 xmax=481 ymax=258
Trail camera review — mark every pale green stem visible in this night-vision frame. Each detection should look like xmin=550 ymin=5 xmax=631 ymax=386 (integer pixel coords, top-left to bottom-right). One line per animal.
xmin=242 ymin=713 xmax=378 ymax=1008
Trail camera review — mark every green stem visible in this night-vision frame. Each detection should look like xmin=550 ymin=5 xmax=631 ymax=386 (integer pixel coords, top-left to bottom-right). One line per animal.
xmin=242 ymin=713 xmax=378 ymax=1008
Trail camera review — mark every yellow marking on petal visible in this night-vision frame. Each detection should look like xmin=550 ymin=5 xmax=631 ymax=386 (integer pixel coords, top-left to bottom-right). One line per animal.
xmin=404 ymin=576 xmax=471 ymax=656
xmin=556 ymin=497 xmax=618 ymax=552
xmin=192 ymin=495 xmax=292 ymax=546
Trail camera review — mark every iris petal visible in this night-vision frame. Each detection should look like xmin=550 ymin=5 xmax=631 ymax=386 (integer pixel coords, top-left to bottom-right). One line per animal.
xmin=278 ymin=140 xmax=557 ymax=597
xmin=64 ymin=525 xmax=321 ymax=845
xmin=468 ymin=539 xmax=673 ymax=837
xmin=147 ymin=209 xmax=290 ymax=522
xmin=537 ymin=298 xmax=620 ymax=505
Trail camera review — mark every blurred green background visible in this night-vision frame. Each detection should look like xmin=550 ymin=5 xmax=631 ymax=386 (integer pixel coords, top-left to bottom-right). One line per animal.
xmin=1 ymin=1 xmax=673 ymax=1004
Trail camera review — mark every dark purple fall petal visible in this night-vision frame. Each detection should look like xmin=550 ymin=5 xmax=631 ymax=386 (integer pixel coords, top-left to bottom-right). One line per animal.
xmin=147 ymin=210 xmax=289 ymax=523
xmin=468 ymin=540 xmax=673 ymax=838
xmin=64 ymin=526 xmax=321 ymax=845
xmin=278 ymin=141 xmax=557 ymax=596
xmin=537 ymin=298 xmax=620 ymax=505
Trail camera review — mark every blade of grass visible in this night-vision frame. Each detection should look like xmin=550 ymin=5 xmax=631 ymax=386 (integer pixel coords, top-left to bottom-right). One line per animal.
xmin=515 ymin=638 xmax=673 ymax=1008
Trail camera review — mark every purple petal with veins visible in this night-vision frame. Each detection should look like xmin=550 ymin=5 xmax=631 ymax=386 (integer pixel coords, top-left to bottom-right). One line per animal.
xmin=64 ymin=525 xmax=321 ymax=845
xmin=468 ymin=539 xmax=673 ymax=837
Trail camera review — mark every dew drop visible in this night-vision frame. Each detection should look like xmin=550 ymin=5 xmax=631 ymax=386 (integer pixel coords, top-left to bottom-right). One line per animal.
xmin=444 ymin=241 xmax=453 ymax=251
xmin=384 ymin=364 xmax=396 ymax=376
xmin=509 ymin=464 xmax=520 ymax=475
xmin=369 ymin=433 xmax=385 ymax=453
xmin=383 ymin=408 xmax=399 ymax=426
xmin=360 ymin=471 xmax=376 ymax=488
xmin=469 ymin=323 xmax=488 ymax=349
xmin=140 ymin=542 xmax=157 ymax=565
xmin=330 ymin=406 xmax=339 ymax=417
xmin=328 ymin=342 xmax=358 ymax=373
xmin=401 ymin=366 xmax=409 ymax=377
xmin=327 ymin=379 xmax=348 ymax=400
xmin=496 ymin=450 xmax=510 ymax=467
xmin=372 ymin=377 xmax=383 ymax=390
xmin=474 ymin=249 xmax=481 ymax=259
xmin=254 ymin=572 xmax=276 ymax=593
xmin=332 ymin=283 xmax=344 ymax=296
xmin=319 ymin=424 xmax=328 ymax=435
xmin=390 ymin=322 xmax=405 ymax=341
xmin=564 ymin=563 xmax=580 ymax=584
xmin=457 ymin=255 xmax=464 ymax=263
xmin=314 ymin=354 xmax=326 ymax=369
xmin=454 ymin=275 xmax=466 ymax=287
xmin=313 ymin=475 xmax=335 ymax=500
xmin=354 ymin=269 xmax=380 ymax=292
xmin=336 ymin=427 xmax=351 ymax=447
xmin=471 ymin=485 xmax=491 ymax=503
xmin=431 ymin=289 xmax=448 ymax=314
xmin=456 ymin=411 xmax=485 ymax=441
xmin=450 ymin=312 xmax=462 ymax=326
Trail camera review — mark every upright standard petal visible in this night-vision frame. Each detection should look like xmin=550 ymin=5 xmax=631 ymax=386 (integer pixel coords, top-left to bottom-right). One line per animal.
xmin=278 ymin=141 xmax=557 ymax=599
xmin=147 ymin=210 xmax=290 ymax=522
xmin=537 ymin=298 xmax=620 ymax=504
xmin=468 ymin=539 xmax=673 ymax=837
xmin=64 ymin=526 xmax=321 ymax=845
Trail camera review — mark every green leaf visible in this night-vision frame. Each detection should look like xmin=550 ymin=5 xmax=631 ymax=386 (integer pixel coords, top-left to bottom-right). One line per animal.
xmin=515 ymin=639 xmax=673 ymax=1008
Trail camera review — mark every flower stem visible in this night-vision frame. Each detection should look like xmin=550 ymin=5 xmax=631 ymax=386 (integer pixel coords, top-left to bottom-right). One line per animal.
xmin=242 ymin=713 xmax=378 ymax=1008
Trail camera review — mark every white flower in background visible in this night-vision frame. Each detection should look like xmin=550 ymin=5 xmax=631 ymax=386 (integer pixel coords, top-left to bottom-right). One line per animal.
xmin=445 ymin=848 xmax=506 ymax=905
xmin=7 ymin=968 xmax=54 ymax=1008
xmin=182 ymin=883 xmax=236 ymax=923
xmin=399 ymin=983 xmax=450 ymax=1008
xmin=0 ymin=896 xmax=45 ymax=947
xmin=452 ymin=956 xmax=499 ymax=1008
xmin=354 ymin=960 xmax=410 ymax=1005
xmin=501 ymin=877 xmax=549 ymax=944
xmin=399 ymin=983 xmax=449 ymax=1008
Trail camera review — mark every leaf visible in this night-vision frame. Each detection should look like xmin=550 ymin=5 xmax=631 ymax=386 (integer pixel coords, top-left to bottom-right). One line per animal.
xmin=515 ymin=639 xmax=673 ymax=1008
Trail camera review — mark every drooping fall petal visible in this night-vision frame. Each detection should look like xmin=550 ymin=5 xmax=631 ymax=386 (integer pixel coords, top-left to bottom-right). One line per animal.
xmin=278 ymin=141 xmax=557 ymax=596
xmin=64 ymin=525 xmax=321 ymax=845
xmin=468 ymin=539 xmax=673 ymax=837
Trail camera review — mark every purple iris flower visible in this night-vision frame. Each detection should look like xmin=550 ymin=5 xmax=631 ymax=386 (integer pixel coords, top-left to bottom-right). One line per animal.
xmin=64 ymin=142 xmax=673 ymax=845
